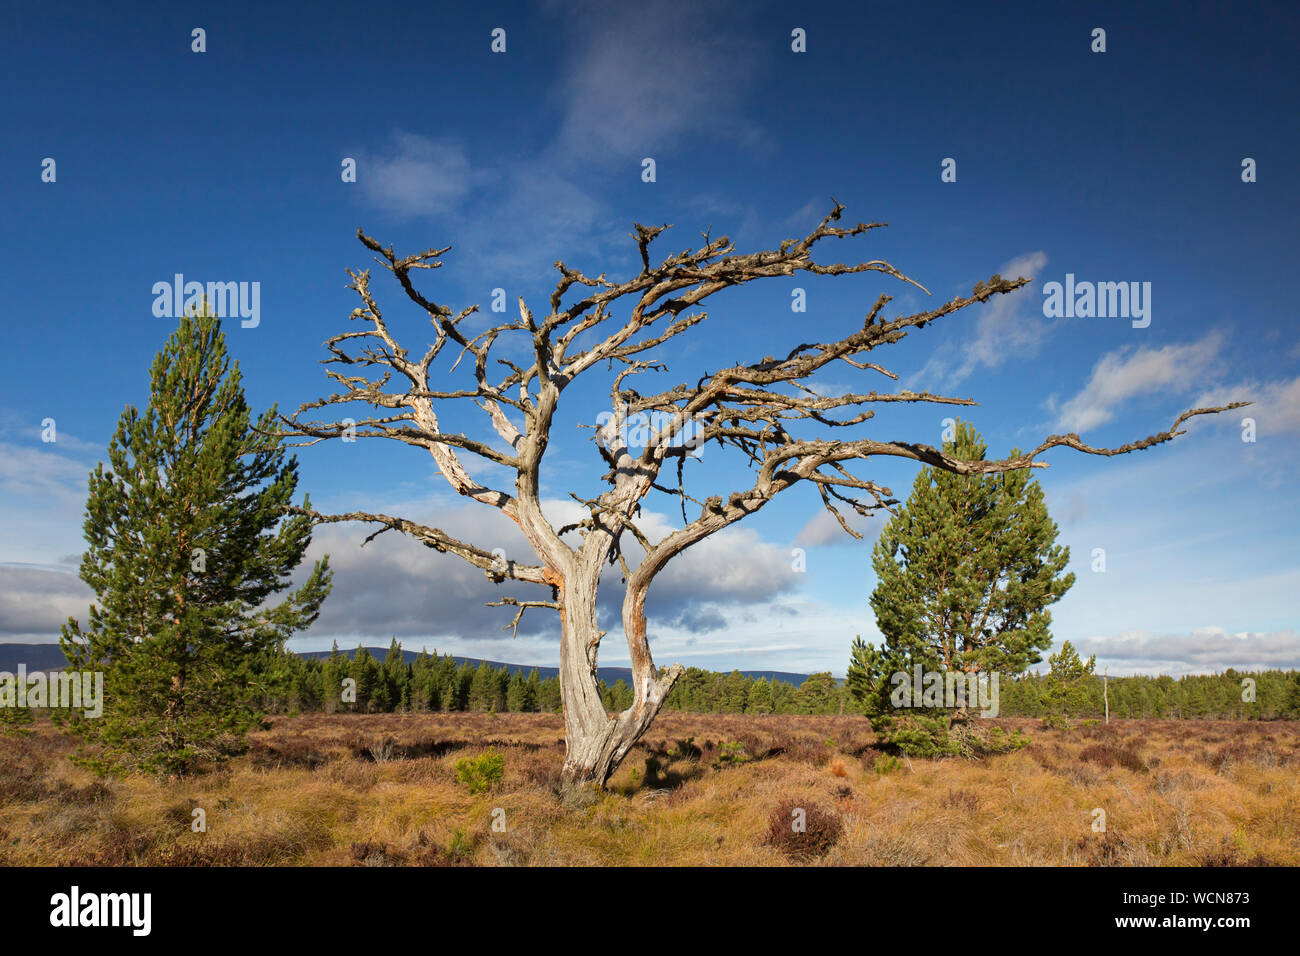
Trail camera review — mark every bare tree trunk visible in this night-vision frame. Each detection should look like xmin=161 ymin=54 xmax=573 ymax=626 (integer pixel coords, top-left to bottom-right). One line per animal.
xmin=556 ymin=556 xmax=683 ymax=788
xmin=557 ymin=567 xmax=617 ymax=786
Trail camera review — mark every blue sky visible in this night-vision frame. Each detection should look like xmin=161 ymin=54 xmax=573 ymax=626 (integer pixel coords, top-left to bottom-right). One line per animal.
xmin=1 ymin=0 xmax=1297 ymax=676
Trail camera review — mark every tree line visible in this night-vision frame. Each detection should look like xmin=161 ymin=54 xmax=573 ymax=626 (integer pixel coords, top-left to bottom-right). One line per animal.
xmin=255 ymin=642 xmax=848 ymax=717
xmin=252 ymin=640 xmax=1300 ymax=722
xmin=1000 ymin=666 xmax=1300 ymax=721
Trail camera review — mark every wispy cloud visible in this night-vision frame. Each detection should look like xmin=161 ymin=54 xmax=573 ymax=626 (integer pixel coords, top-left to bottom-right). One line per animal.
xmin=1055 ymin=331 xmax=1224 ymax=432
xmin=1191 ymin=373 xmax=1300 ymax=436
xmin=0 ymin=437 xmax=97 ymax=566
xmin=546 ymin=0 xmax=762 ymax=164
xmin=357 ymin=131 xmax=482 ymax=219
xmin=910 ymin=251 xmax=1049 ymax=389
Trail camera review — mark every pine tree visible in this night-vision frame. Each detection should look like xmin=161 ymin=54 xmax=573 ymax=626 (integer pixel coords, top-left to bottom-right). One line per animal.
xmin=381 ymin=638 xmax=409 ymax=712
xmin=852 ymin=422 xmax=1071 ymax=694
xmin=506 ymin=672 xmax=527 ymax=712
xmin=523 ymin=668 xmax=541 ymax=712
xmin=321 ymin=641 xmax=346 ymax=713
xmin=722 ymin=670 xmax=749 ymax=713
xmin=469 ymin=660 xmax=495 ymax=711
xmin=849 ymin=420 xmax=1071 ymax=754
xmin=0 ymin=701 xmax=34 ymax=736
xmin=746 ymin=677 xmax=774 ymax=714
xmin=538 ymin=675 xmax=562 ymax=713
xmin=60 ymin=306 xmax=331 ymax=775
xmin=350 ymin=646 xmax=378 ymax=711
xmin=608 ymin=678 xmax=633 ymax=711
xmin=1044 ymin=640 xmax=1096 ymax=716
xmin=797 ymin=672 xmax=840 ymax=714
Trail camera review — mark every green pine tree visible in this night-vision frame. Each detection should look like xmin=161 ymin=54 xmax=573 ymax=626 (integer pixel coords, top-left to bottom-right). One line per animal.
xmin=522 ymin=668 xmax=541 ymax=712
xmin=797 ymin=672 xmax=840 ymax=714
xmin=746 ymin=677 xmax=774 ymax=714
xmin=849 ymin=420 xmax=1072 ymax=753
xmin=60 ymin=306 xmax=331 ymax=775
xmin=1043 ymin=640 xmax=1096 ymax=717
xmin=0 ymin=701 xmax=34 ymax=736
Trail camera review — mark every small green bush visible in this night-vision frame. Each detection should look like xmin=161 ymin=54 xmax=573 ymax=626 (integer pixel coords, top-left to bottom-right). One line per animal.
xmin=712 ymin=740 xmax=749 ymax=770
xmin=454 ymin=749 xmax=505 ymax=794
xmin=874 ymin=753 xmax=903 ymax=775
xmin=447 ymin=827 xmax=475 ymax=862
xmin=873 ymin=714 xmax=1029 ymax=759
xmin=875 ymin=715 xmax=962 ymax=758
xmin=974 ymin=725 xmax=1031 ymax=755
xmin=0 ymin=707 xmax=34 ymax=737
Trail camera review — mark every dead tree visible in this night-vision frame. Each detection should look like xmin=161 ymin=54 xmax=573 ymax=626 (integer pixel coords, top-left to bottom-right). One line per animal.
xmin=283 ymin=203 xmax=1242 ymax=787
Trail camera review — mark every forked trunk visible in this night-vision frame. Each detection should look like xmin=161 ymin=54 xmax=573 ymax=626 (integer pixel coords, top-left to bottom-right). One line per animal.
xmin=556 ymin=558 xmax=681 ymax=787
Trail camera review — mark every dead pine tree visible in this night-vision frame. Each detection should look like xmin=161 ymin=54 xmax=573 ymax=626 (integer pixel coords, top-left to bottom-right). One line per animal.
xmin=283 ymin=203 xmax=1243 ymax=788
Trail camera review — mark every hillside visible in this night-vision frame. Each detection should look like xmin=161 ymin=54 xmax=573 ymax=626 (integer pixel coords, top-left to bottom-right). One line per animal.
xmin=0 ymin=642 xmax=812 ymax=687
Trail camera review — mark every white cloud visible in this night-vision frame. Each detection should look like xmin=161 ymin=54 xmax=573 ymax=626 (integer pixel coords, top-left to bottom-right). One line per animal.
xmin=793 ymin=508 xmax=885 ymax=548
xmin=359 ymin=132 xmax=479 ymax=218
xmin=1055 ymin=331 xmax=1224 ymax=433
xmin=1069 ymin=627 xmax=1300 ymax=677
xmin=620 ymin=596 xmax=872 ymax=675
xmin=0 ymin=440 xmax=98 ymax=565
xmin=0 ymin=565 xmax=92 ymax=638
xmin=1191 ymin=374 xmax=1300 ymax=436
xmin=547 ymin=0 xmax=760 ymax=162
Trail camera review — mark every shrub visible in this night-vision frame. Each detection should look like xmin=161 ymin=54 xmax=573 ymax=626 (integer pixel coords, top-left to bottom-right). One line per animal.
xmin=874 ymin=715 xmax=961 ymax=758
xmin=1079 ymin=743 xmax=1148 ymax=773
xmin=958 ymin=724 xmax=1031 ymax=756
xmin=1076 ymin=829 xmax=1146 ymax=866
xmin=873 ymin=753 xmax=902 ymax=776
xmin=367 ymin=737 xmax=396 ymax=764
xmin=350 ymin=841 xmax=404 ymax=866
xmin=712 ymin=740 xmax=749 ymax=770
xmin=766 ymin=800 xmax=843 ymax=860
xmin=0 ymin=708 xmax=34 ymax=737
xmin=454 ymin=749 xmax=505 ymax=794
xmin=446 ymin=827 xmax=475 ymax=862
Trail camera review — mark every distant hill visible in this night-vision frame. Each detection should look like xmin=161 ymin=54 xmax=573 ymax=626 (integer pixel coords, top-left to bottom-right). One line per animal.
xmin=0 ymin=643 xmax=812 ymax=687
xmin=0 ymin=643 xmax=67 ymax=672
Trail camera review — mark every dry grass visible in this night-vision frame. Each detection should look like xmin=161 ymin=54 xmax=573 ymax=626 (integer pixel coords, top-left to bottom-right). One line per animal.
xmin=1 ymin=714 xmax=1297 ymax=866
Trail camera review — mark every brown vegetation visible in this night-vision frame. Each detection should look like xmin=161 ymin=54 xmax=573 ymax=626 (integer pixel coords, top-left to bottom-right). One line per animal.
xmin=0 ymin=714 xmax=1296 ymax=866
